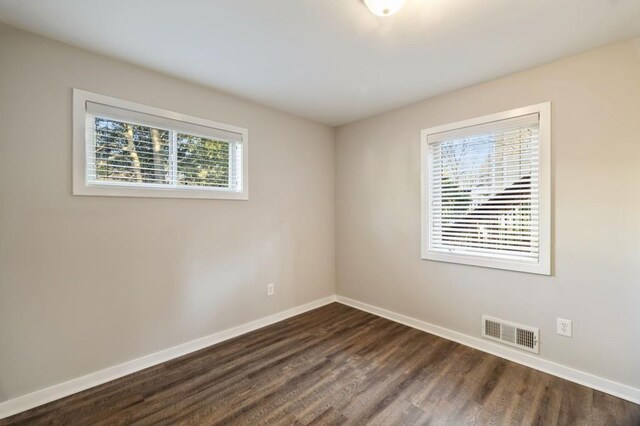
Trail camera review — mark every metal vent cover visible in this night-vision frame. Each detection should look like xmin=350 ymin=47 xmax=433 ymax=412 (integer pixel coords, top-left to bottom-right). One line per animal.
xmin=485 ymin=319 xmax=501 ymax=339
xmin=482 ymin=315 xmax=539 ymax=353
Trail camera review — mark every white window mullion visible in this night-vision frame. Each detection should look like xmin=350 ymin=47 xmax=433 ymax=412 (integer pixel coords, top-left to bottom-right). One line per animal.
xmin=229 ymin=141 xmax=237 ymax=191
xmin=169 ymin=130 xmax=178 ymax=187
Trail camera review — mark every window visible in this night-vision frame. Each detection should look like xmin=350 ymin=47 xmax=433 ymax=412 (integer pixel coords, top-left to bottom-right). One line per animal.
xmin=421 ymin=103 xmax=550 ymax=275
xmin=73 ymin=89 xmax=248 ymax=199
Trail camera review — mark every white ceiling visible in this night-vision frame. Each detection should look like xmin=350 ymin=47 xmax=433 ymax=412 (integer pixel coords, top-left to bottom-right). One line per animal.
xmin=1 ymin=0 xmax=639 ymax=126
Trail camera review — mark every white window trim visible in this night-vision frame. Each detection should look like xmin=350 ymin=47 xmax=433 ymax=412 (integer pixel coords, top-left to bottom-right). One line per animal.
xmin=72 ymin=89 xmax=249 ymax=200
xmin=421 ymin=102 xmax=551 ymax=275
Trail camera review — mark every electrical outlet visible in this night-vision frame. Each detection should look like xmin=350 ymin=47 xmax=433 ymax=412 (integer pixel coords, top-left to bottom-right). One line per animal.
xmin=267 ymin=283 xmax=274 ymax=296
xmin=557 ymin=318 xmax=572 ymax=337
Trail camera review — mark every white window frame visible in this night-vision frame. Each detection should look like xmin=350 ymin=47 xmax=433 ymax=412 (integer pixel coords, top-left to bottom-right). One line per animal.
xmin=421 ymin=102 xmax=551 ymax=275
xmin=72 ymin=89 xmax=249 ymax=200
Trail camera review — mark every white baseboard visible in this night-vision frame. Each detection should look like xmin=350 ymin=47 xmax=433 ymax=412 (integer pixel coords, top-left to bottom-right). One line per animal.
xmin=0 ymin=295 xmax=337 ymax=420
xmin=336 ymin=295 xmax=640 ymax=405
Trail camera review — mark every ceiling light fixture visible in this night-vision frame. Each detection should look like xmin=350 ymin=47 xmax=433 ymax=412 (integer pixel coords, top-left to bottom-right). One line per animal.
xmin=363 ymin=0 xmax=406 ymax=17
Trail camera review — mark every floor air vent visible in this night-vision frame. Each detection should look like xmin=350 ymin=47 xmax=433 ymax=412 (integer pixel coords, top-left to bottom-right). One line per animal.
xmin=482 ymin=315 xmax=539 ymax=353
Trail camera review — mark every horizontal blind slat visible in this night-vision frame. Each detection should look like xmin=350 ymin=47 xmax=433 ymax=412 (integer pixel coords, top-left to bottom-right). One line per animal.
xmin=431 ymin=156 xmax=539 ymax=171
xmin=429 ymin=246 xmax=540 ymax=261
xmin=432 ymin=239 xmax=539 ymax=251
xmin=435 ymin=230 xmax=540 ymax=238
xmin=88 ymin=162 xmax=236 ymax=173
xmin=88 ymin=103 xmax=243 ymax=143
xmin=89 ymin=175 xmax=234 ymax=185
xmin=430 ymin=141 xmax=539 ymax=159
xmin=433 ymin=199 xmax=539 ymax=206
xmin=436 ymin=224 xmax=538 ymax=233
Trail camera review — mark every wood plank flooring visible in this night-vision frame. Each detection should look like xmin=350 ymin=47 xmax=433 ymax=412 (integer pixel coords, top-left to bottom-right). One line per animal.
xmin=2 ymin=303 xmax=639 ymax=425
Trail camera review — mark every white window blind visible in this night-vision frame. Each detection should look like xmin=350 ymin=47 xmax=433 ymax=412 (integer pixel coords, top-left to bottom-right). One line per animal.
xmin=422 ymin=104 xmax=550 ymax=275
xmin=73 ymin=90 xmax=248 ymax=200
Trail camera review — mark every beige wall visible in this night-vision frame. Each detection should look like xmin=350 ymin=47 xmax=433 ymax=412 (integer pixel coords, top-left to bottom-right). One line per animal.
xmin=336 ymin=38 xmax=640 ymax=389
xmin=0 ymin=24 xmax=335 ymax=401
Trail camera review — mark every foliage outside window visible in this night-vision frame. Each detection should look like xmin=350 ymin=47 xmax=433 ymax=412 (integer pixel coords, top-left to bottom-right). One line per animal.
xmin=73 ymin=89 xmax=248 ymax=200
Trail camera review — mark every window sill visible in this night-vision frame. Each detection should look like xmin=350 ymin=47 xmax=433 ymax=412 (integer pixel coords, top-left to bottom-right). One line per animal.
xmin=421 ymin=250 xmax=550 ymax=275
xmin=73 ymin=183 xmax=249 ymax=200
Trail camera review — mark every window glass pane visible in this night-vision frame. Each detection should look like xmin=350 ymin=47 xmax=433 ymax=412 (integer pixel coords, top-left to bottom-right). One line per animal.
xmin=176 ymin=134 xmax=231 ymax=188
xmin=430 ymin=125 xmax=538 ymax=258
xmin=93 ymin=117 xmax=170 ymax=185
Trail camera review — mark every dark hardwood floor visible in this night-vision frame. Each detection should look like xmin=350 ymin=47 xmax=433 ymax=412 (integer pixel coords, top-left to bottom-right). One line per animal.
xmin=2 ymin=303 xmax=639 ymax=425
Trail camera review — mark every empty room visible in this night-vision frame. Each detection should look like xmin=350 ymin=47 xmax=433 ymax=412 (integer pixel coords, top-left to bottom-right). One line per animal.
xmin=0 ymin=0 xmax=639 ymax=424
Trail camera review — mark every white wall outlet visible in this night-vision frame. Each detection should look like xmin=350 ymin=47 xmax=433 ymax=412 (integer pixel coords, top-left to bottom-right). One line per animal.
xmin=267 ymin=283 xmax=275 ymax=296
xmin=557 ymin=318 xmax=572 ymax=337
